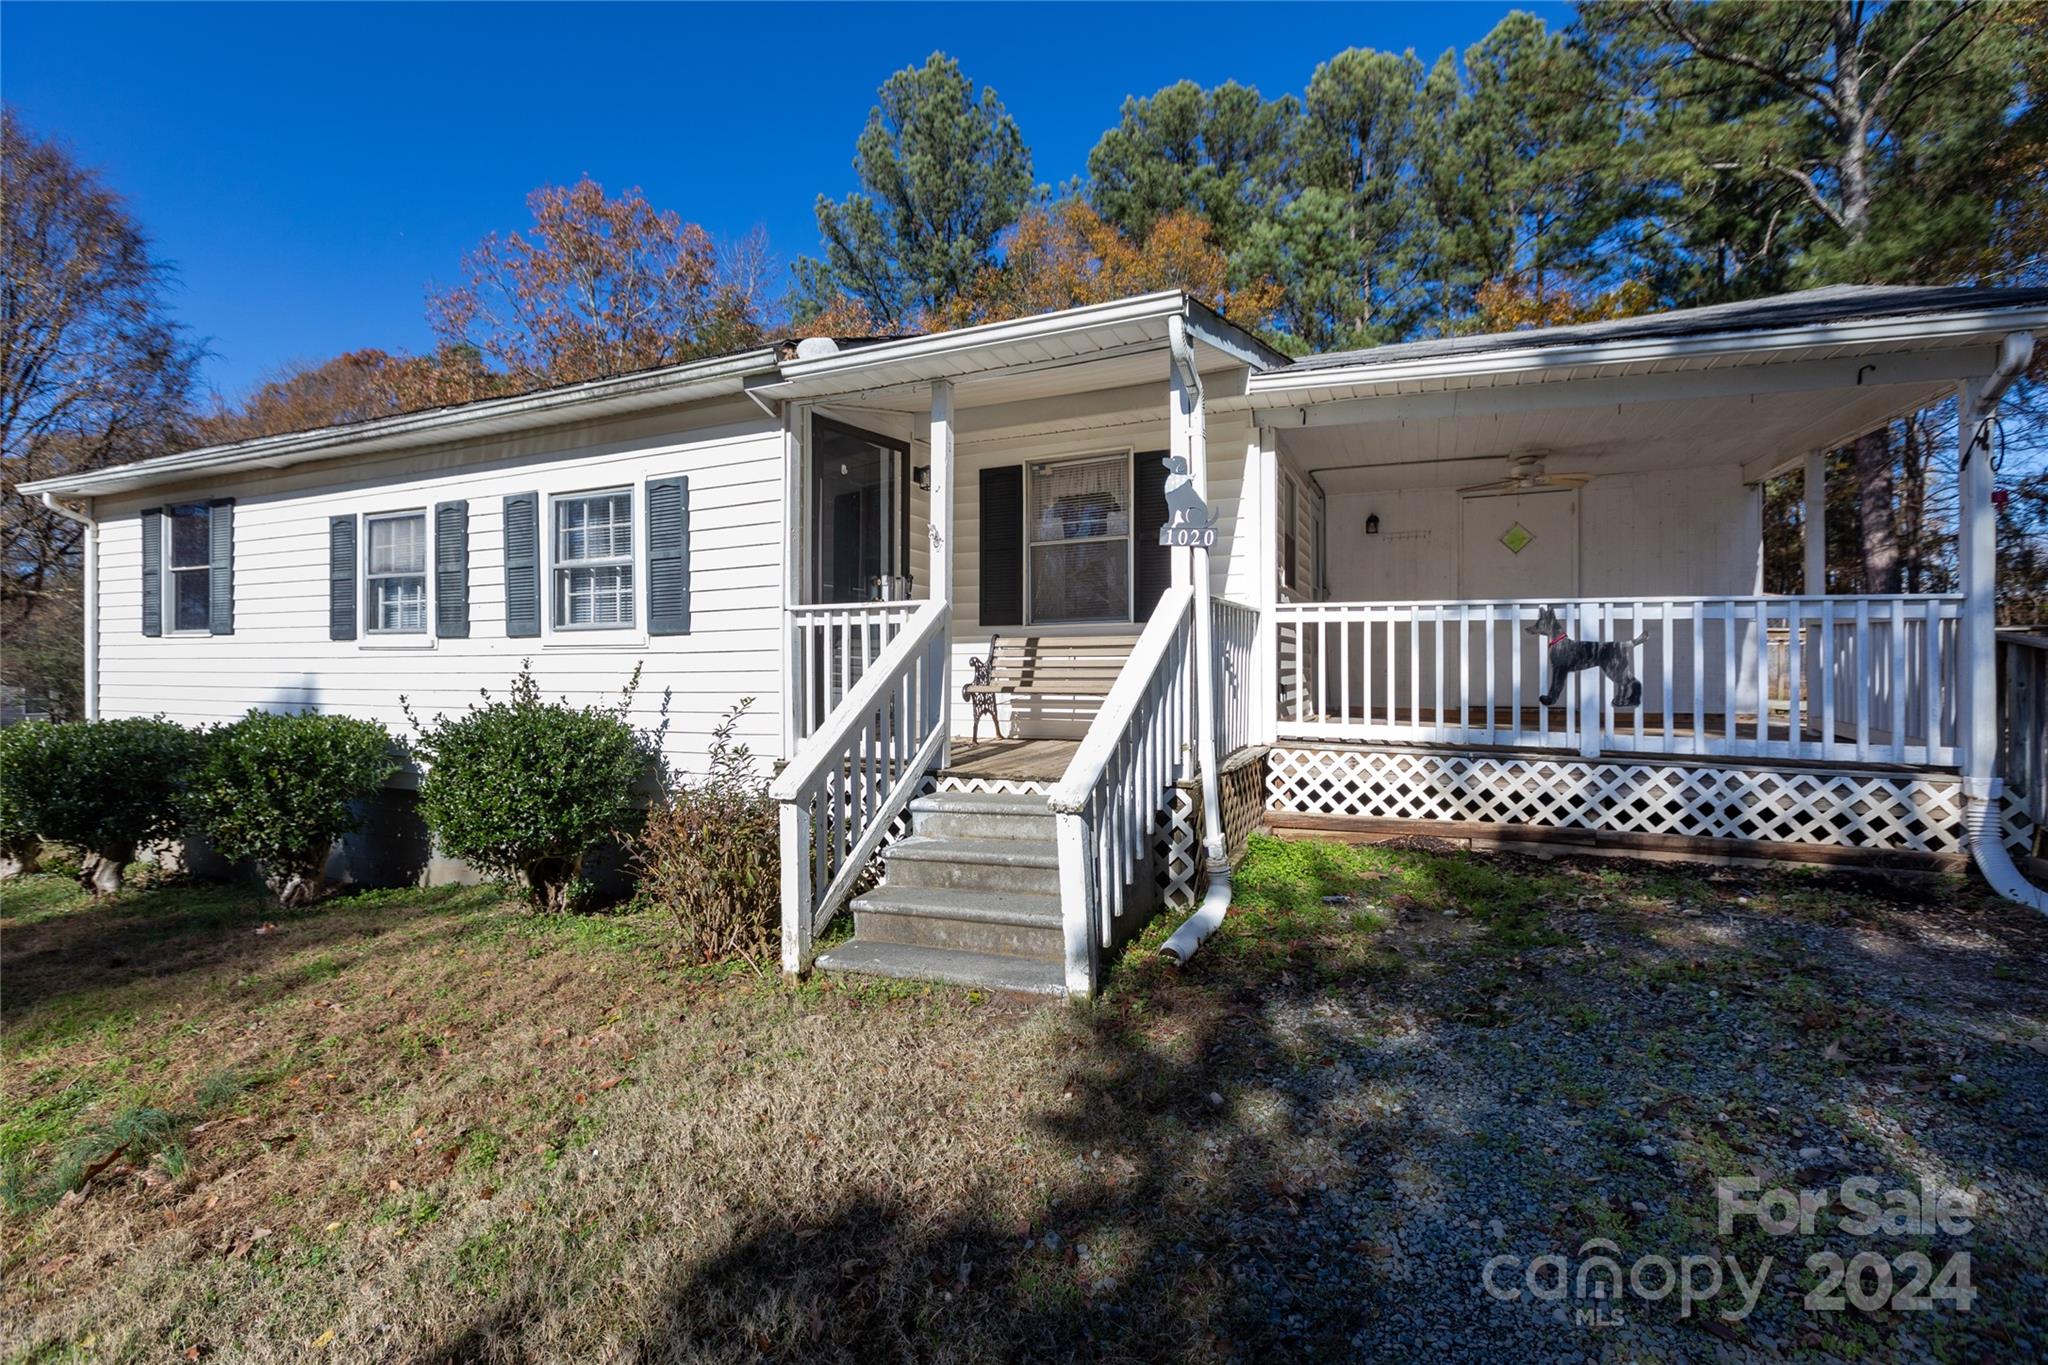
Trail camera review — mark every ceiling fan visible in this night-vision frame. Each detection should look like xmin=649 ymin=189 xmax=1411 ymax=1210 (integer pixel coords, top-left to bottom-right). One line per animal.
xmin=1457 ymin=450 xmax=1594 ymax=498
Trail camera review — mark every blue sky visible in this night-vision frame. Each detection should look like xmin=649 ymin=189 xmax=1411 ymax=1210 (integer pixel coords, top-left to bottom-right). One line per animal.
xmin=4 ymin=1 xmax=1569 ymax=399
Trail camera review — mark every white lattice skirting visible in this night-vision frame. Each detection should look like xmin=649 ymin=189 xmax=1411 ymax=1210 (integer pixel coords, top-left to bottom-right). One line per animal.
xmin=1266 ymin=745 xmax=2037 ymax=857
xmin=933 ymin=775 xmax=1052 ymax=798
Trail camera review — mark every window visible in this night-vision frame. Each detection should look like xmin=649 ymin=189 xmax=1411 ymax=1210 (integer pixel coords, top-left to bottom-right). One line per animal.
xmin=366 ymin=511 xmax=428 ymax=634
xmin=554 ymin=489 xmax=634 ymax=628
xmin=1028 ymin=455 xmax=1129 ymax=624
xmin=166 ymin=503 xmax=212 ymax=632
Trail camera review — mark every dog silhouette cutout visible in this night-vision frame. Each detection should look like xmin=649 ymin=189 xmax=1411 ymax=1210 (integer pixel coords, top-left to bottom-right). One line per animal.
xmin=1525 ymin=605 xmax=1647 ymax=708
xmin=1161 ymin=454 xmax=1208 ymax=531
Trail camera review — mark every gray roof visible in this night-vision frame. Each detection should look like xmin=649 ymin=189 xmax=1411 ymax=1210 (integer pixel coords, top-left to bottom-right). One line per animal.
xmin=1291 ymin=284 xmax=2048 ymax=372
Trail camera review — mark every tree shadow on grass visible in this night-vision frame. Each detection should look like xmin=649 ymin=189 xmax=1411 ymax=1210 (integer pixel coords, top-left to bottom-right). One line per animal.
xmin=421 ymin=849 xmax=2048 ymax=1363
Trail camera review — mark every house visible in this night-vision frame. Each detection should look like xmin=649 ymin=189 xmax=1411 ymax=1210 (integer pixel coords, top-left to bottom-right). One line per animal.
xmin=20 ymin=284 xmax=2048 ymax=997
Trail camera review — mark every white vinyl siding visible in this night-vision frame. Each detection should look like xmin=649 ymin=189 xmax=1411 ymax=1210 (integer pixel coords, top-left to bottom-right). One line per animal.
xmin=92 ymin=400 xmax=786 ymax=775
xmin=553 ymin=489 xmax=634 ymax=629
xmin=365 ymin=512 xmax=428 ymax=634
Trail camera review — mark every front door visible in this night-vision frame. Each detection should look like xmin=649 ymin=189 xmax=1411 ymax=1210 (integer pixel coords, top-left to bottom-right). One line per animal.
xmin=1459 ymin=489 xmax=1581 ymax=732
xmin=1458 ymin=489 xmax=1578 ymax=599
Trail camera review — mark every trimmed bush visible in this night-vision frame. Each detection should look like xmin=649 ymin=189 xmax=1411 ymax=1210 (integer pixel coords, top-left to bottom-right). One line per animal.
xmin=404 ymin=664 xmax=652 ymax=912
xmin=186 ymin=710 xmax=400 ymax=907
xmin=17 ymin=718 xmax=203 ymax=895
xmin=635 ymin=699 xmax=777 ymax=964
xmin=0 ymin=722 xmax=56 ymax=876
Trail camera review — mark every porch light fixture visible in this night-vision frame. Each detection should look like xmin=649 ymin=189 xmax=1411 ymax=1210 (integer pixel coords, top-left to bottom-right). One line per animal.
xmin=913 ymin=464 xmax=931 ymax=491
xmin=1365 ymin=514 xmax=1380 ymax=535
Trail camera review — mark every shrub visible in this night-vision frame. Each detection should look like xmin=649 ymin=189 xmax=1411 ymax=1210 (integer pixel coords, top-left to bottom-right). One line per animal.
xmin=18 ymin=718 xmax=203 ymax=895
xmin=185 ymin=709 xmax=400 ymax=907
xmin=0 ymin=722 xmax=56 ymax=876
xmin=635 ymin=699 xmax=778 ymax=964
xmin=404 ymin=663 xmax=653 ymax=912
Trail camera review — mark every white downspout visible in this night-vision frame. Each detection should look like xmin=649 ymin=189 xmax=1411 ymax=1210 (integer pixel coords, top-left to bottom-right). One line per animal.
xmin=1960 ymin=332 xmax=2043 ymax=912
xmin=40 ymin=493 xmax=98 ymax=720
xmin=1161 ymin=314 xmax=1232 ymax=965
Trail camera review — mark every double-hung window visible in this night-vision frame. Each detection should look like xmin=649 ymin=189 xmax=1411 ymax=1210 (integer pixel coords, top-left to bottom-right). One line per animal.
xmin=366 ymin=511 xmax=428 ymax=634
xmin=1028 ymin=455 xmax=1130 ymax=624
xmin=554 ymin=489 xmax=635 ymax=629
xmin=166 ymin=503 xmax=212 ymax=632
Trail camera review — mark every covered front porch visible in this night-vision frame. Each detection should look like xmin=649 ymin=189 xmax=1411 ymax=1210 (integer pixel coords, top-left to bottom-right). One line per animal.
xmin=761 ymin=287 xmax=2047 ymax=998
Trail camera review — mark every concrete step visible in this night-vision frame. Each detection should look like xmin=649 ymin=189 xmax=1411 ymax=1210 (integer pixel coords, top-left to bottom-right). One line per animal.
xmin=815 ymin=939 xmax=1065 ymax=996
xmin=882 ymin=835 xmax=1061 ymax=895
xmin=849 ymin=885 xmax=1063 ymax=959
xmin=908 ymin=790 xmax=1056 ymax=842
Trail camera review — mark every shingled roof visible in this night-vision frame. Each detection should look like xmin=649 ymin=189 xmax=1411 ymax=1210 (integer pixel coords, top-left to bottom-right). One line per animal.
xmin=1290 ymin=284 xmax=2048 ymax=373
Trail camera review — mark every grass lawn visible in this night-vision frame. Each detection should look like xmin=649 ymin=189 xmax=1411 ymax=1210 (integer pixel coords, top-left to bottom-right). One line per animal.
xmin=5 ymin=842 xmax=2048 ymax=1362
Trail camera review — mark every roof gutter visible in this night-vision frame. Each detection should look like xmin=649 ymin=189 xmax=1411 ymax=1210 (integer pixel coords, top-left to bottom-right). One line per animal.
xmin=18 ymin=347 xmax=780 ymax=500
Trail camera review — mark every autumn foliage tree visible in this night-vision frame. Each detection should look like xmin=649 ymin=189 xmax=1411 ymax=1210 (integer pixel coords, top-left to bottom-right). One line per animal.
xmin=197 ymin=345 xmax=511 ymax=444
xmin=427 ymin=177 xmax=769 ymax=389
xmin=939 ymin=199 xmax=1280 ymax=330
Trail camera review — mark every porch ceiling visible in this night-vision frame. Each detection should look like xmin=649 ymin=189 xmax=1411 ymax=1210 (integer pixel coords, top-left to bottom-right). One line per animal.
xmin=1280 ymin=369 xmax=1968 ymax=493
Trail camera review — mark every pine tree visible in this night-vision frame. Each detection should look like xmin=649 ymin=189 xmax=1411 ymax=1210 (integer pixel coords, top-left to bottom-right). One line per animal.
xmin=797 ymin=54 xmax=1035 ymax=330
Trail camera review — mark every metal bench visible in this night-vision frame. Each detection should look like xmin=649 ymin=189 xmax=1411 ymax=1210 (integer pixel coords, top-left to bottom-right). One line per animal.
xmin=961 ymin=633 xmax=1139 ymax=742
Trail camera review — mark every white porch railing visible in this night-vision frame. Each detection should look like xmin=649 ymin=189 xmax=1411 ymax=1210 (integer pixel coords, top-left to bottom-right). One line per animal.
xmin=1049 ymin=585 xmax=1195 ymax=997
xmin=774 ymin=599 xmax=950 ymax=973
xmin=788 ymin=601 xmax=920 ymax=741
xmin=1274 ymin=596 xmax=1961 ymax=767
xmin=1212 ymin=595 xmax=1260 ymax=761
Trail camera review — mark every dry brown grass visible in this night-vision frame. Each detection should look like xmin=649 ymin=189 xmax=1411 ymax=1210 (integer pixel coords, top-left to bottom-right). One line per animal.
xmin=3 ymin=877 xmax=1084 ymax=1361
xmin=6 ymin=847 xmax=2048 ymax=1362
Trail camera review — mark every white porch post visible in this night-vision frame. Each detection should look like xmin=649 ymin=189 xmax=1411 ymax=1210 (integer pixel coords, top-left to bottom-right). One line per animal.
xmin=780 ymin=405 xmax=805 ymax=756
xmin=1252 ymin=427 xmax=1279 ymax=746
xmin=929 ymin=378 xmax=955 ymax=766
xmin=1803 ymin=448 xmax=1827 ymax=596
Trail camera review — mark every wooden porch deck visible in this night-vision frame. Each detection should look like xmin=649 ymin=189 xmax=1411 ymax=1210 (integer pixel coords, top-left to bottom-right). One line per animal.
xmin=941 ymin=738 xmax=1078 ymax=783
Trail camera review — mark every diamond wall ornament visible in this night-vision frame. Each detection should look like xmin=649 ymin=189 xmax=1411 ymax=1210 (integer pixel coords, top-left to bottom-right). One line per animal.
xmin=1500 ymin=523 xmax=1534 ymax=555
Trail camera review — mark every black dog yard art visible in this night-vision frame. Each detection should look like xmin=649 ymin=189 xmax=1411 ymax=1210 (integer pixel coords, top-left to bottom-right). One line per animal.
xmin=1526 ymin=605 xmax=1647 ymax=708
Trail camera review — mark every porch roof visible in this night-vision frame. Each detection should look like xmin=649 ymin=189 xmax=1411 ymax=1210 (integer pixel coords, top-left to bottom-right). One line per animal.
xmin=752 ymin=291 xmax=1288 ymax=411
xmin=1254 ymin=284 xmax=2048 ymax=490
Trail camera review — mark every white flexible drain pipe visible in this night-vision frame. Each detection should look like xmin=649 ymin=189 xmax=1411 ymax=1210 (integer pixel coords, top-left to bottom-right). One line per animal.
xmin=1961 ymin=332 xmax=2044 ymax=913
xmin=1159 ymin=872 xmax=1232 ymax=964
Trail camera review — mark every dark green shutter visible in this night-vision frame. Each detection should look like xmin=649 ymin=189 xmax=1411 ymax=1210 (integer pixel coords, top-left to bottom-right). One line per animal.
xmin=434 ymin=500 xmax=469 ymax=639
xmin=1133 ymin=450 xmax=1171 ymax=620
xmin=140 ymin=507 xmax=163 ymax=637
xmin=978 ymin=465 xmax=1024 ymax=627
xmin=646 ymin=477 xmax=690 ymax=636
xmin=503 ymin=492 xmax=541 ymax=638
xmin=207 ymin=498 xmax=235 ymax=634
xmin=329 ymin=515 xmax=357 ymax=640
